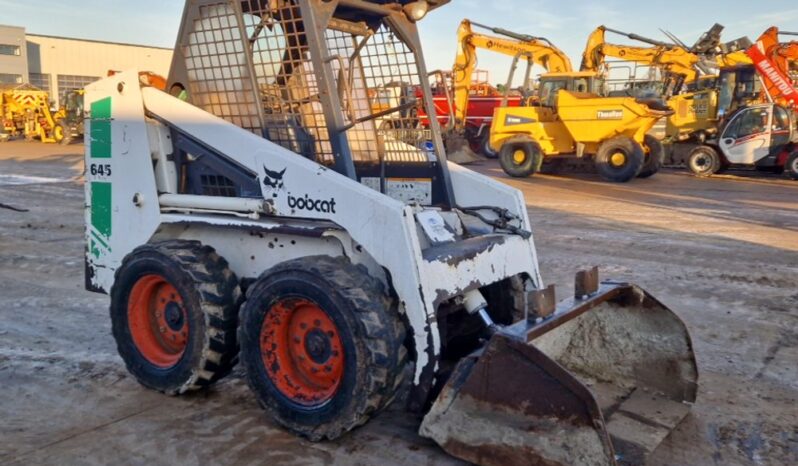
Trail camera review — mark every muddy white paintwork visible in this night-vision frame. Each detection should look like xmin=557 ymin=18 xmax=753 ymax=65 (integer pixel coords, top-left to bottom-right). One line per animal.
xmin=84 ymin=70 xmax=543 ymax=385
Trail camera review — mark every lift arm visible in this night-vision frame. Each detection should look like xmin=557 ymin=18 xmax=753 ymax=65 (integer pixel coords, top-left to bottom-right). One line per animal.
xmin=754 ymin=27 xmax=798 ymax=84
xmin=452 ymin=19 xmax=572 ymax=125
xmin=747 ymin=29 xmax=798 ymax=107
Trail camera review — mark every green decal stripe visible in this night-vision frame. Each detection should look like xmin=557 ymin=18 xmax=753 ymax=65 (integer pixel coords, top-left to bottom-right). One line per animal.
xmin=90 ymin=229 xmax=109 ymax=249
xmin=91 ymin=182 xmax=112 ymax=239
xmin=90 ymin=97 xmax=112 ymax=159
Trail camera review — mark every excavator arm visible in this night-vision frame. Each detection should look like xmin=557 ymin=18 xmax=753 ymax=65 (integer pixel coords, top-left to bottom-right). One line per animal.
xmin=581 ymin=26 xmax=701 ymax=83
xmin=453 ymin=19 xmax=572 ymax=125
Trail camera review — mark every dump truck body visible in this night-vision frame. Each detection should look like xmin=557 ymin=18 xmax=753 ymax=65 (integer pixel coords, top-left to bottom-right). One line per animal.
xmin=491 ymin=90 xmax=669 ymax=156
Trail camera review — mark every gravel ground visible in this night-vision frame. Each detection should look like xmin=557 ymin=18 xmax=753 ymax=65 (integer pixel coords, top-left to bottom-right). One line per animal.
xmin=1 ymin=140 xmax=796 ymax=465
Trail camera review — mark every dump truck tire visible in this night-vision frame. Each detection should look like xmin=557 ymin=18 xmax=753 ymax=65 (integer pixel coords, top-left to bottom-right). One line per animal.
xmin=239 ymin=255 xmax=407 ymax=441
xmin=499 ymin=139 xmax=543 ymax=178
xmin=786 ymin=152 xmax=798 ymax=180
xmin=479 ymin=132 xmax=498 ymax=159
xmin=638 ymin=134 xmax=664 ymax=178
xmin=109 ymin=240 xmax=242 ymax=395
xmin=687 ymin=145 xmax=721 ymax=177
xmin=595 ymin=136 xmax=644 ymax=182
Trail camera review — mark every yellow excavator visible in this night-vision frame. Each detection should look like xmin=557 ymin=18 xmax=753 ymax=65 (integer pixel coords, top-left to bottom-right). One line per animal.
xmin=578 ymin=24 xmax=763 ymax=163
xmin=439 ymin=19 xmax=574 ymax=161
xmin=462 ymin=22 xmax=672 ymax=182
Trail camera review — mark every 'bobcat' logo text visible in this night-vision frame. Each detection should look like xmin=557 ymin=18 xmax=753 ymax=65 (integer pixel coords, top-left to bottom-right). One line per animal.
xmin=288 ymin=194 xmax=337 ymax=214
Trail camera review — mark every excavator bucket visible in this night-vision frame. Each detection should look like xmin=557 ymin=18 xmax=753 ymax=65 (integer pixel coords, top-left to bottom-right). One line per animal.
xmin=421 ymin=270 xmax=698 ymax=466
xmin=444 ymin=132 xmax=483 ymax=164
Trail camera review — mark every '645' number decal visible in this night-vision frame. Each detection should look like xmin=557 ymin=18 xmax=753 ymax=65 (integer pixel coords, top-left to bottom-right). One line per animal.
xmin=89 ymin=163 xmax=112 ymax=177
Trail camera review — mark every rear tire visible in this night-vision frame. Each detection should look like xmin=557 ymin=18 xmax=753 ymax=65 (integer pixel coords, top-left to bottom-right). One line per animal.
xmin=638 ymin=134 xmax=664 ymax=178
xmin=239 ymin=255 xmax=407 ymax=441
xmin=786 ymin=152 xmax=798 ymax=180
xmin=595 ymin=136 xmax=644 ymax=182
xmin=687 ymin=146 xmax=721 ymax=177
xmin=498 ymin=139 xmax=543 ymax=178
xmin=110 ymin=240 xmax=241 ymax=395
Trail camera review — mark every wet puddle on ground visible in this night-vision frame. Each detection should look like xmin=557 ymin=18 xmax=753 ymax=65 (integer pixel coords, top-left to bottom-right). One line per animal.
xmin=0 ymin=174 xmax=72 ymax=185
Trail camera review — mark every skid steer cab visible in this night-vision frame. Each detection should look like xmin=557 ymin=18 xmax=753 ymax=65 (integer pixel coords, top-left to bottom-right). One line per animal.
xmin=685 ymin=103 xmax=798 ymax=179
xmin=83 ymin=1 xmax=697 ymax=465
xmin=490 ymin=69 xmax=673 ymax=183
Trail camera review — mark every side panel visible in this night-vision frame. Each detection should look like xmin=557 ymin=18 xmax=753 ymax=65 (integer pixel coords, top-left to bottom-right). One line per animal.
xmin=84 ymin=72 xmax=163 ymax=293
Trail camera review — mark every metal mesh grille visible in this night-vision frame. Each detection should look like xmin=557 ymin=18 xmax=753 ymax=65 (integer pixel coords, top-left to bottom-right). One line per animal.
xmin=184 ymin=1 xmax=434 ymax=165
xmin=199 ymin=174 xmax=237 ymax=197
xmin=243 ymin=2 xmax=327 ymax=160
xmin=183 ymin=3 xmax=262 ymax=132
xmin=327 ymin=26 xmax=430 ymax=163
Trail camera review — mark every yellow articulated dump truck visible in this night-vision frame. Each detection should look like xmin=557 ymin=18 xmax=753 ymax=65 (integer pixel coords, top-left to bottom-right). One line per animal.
xmin=491 ymin=70 xmax=673 ymax=182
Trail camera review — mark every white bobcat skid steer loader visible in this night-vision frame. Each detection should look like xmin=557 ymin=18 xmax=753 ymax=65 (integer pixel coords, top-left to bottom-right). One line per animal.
xmin=84 ymin=1 xmax=698 ymax=464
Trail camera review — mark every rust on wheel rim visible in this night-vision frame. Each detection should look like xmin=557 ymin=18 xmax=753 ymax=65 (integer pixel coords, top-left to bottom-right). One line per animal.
xmin=128 ymin=274 xmax=188 ymax=368
xmin=260 ymin=298 xmax=344 ymax=406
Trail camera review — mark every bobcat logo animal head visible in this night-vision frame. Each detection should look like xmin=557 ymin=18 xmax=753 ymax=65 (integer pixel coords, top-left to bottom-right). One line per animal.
xmin=262 ymin=165 xmax=286 ymax=190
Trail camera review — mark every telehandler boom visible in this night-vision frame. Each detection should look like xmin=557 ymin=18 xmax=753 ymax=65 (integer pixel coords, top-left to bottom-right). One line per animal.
xmin=83 ymin=1 xmax=698 ymax=464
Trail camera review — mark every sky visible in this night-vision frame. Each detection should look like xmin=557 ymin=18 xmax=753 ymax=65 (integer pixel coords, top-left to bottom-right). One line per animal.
xmin=4 ymin=0 xmax=798 ymax=84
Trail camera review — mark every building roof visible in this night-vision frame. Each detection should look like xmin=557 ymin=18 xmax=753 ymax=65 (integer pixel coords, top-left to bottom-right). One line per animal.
xmin=25 ymin=32 xmax=172 ymax=51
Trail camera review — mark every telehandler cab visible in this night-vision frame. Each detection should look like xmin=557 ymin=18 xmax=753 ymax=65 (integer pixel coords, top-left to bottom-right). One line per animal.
xmin=83 ymin=1 xmax=698 ymax=464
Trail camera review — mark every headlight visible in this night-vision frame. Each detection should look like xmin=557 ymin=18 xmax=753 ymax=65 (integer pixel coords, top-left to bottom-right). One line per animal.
xmin=403 ymin=1 xmax=429 ymax=22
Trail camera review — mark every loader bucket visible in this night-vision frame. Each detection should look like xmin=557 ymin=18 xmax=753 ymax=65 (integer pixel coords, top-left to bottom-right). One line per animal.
xmin=420 ymin=278 xmax=698 ymax=466
xmin=444 ymin=132 xmax=483 ymax=165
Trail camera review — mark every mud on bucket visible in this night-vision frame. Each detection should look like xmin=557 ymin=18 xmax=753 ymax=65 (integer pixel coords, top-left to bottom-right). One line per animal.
xmin=420 ymin=279 xmax=698 ymax=466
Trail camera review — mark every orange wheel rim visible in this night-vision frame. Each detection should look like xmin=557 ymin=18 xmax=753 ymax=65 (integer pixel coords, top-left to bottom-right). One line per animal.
xmin=260 ymin=298 xmax=344 ymax=406
xmin=127 ymin=274 xmax=188 ymax=368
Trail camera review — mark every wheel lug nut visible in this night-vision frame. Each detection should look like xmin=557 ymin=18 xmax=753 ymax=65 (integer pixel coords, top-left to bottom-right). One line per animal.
xmin=159 ymin=326 xmax=166 ymax=333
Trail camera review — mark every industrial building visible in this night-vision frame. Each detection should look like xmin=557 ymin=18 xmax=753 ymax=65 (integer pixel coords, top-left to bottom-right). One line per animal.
xmin=0 ymin=24 xmax=172 ymax=107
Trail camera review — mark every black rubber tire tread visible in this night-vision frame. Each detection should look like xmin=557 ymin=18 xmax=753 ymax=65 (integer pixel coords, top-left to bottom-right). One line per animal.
xmin=594 ymin=136 xmax=645 ymax=183
xmin=239 ymin=255 xmax=407 ymax=441
xmin=687 ymin=145 xmax=721 ymax=177
xmin=786 ymin=152 xmax=798 ymax=180
xmin=110 ymin=240 xmax=241 ymax=395
xmin=480 ymin=131 xmax=498 ymax=159
xmin=498 ymin=138 xmax=543 ymax=178
xmin=638 ymin=134 xmax=664 ymax=178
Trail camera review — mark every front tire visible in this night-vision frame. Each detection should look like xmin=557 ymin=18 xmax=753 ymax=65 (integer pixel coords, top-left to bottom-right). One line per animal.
xmin=595 ymin=136 xmax=645 ymax=182
xmin=687 ymin=146 xmax=721 ymax=177
xmin=498 ymin=139 xmax=543 ymax=178
xmin=239 ymin=255 xmax=407 ymax=441
xmin=110 ymin=240 xmax=241 ymax=395
xmin=786 ymin=152 xmax=798 ymax=180
xmin=638 ymin=134 xmax=664 ymax=178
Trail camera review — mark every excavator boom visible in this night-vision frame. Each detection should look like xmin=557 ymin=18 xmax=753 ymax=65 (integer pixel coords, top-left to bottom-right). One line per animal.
xmin=453 ymin=19 xmax=572 ymax=124
xmin=581 ymin=26 xmax=704 ymax=84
